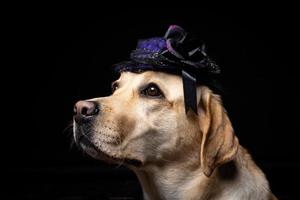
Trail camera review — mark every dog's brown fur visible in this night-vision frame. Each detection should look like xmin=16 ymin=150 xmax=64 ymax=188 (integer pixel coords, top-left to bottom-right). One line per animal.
xmin=74 ymin=71 xmax=277 ymax=200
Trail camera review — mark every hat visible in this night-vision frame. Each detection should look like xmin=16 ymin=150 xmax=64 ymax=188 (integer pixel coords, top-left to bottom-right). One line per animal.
xmin=114 ymin=25 xmax=220 ymax=114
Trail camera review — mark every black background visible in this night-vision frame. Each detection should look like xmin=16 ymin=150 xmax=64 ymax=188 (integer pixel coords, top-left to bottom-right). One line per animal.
xmin=2 ymin=5 xmax=299 ymax=200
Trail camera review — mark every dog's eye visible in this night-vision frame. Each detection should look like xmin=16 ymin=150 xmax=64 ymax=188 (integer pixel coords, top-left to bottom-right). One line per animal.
xmin=141 ymin=83 xmax=164 ymax=98
xmin=111 ymin=82 xmax=119 ymax=93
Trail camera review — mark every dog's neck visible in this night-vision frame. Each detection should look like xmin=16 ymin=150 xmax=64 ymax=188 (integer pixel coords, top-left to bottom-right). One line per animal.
xmin=135 ymin=163 xmax=205 ymax=200
xmin=131 ymin=146 xmax=271 ymax=200
xmin=133 ymin=164 xmax=209 ymax=200
xmin=131 ymin=145 xmax=210 ymax=200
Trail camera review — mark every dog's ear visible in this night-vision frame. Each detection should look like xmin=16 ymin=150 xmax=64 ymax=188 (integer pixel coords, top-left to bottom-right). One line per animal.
xmin=197 ymin=87 xmax=239 ymax=177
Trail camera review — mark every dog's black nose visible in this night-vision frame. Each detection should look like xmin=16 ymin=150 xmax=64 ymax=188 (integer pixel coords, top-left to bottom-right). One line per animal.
xmin=74 ymin=101 xmax=99 ymax=123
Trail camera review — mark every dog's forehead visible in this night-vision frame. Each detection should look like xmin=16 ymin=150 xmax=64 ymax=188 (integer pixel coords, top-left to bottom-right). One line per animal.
xmin=119 ymin=71 xmax=184 ymax=100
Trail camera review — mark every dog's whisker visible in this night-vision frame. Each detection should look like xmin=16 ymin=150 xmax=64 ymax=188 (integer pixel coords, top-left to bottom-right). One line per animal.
xmin=63 ymin=121 xmax=77 ymax=152
xmin=69 ymin=138 xmax=76 ymax=151
xmin=63 ymin=121 xmax=74 ymax=135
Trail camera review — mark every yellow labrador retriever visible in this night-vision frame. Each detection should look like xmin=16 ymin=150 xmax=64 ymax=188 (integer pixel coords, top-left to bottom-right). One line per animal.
xmin=73 ymin=71 xmax=277 ymax=200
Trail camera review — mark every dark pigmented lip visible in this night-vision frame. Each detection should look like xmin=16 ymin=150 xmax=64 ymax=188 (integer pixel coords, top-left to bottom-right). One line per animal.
xmin=73 ymin=115 xmax=94 ymax=125
xmin=122 ymin=158 xmax=143 ymax=167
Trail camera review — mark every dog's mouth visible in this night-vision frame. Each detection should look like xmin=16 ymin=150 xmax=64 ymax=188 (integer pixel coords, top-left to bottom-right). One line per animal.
xmin=75 ymin=129 xmax=142 ymax=167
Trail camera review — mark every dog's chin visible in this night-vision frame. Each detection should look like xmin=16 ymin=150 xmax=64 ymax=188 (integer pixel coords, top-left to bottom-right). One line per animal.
xmin=75 ymin=129 xmax=142 ymax=167
xmin=77 ymin=136 xmax=106 ymax=160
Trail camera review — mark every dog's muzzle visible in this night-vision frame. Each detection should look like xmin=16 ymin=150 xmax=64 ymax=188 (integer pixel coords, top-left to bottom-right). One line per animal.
xmin=72 ymin=100 xmax=143 ymax=167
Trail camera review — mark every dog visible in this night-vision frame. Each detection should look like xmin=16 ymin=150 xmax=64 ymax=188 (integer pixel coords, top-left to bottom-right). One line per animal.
xmin=73 ymin=70 xmax=277 ymax=200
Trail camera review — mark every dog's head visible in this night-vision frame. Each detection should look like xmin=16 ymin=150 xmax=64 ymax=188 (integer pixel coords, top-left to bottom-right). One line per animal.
xmin=73 ymin=71 xmax=238 ymax=176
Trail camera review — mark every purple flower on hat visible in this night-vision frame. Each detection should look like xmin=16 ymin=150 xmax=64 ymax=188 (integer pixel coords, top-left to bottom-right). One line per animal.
xmin=136 ymin=37 xmax=167 ymax=52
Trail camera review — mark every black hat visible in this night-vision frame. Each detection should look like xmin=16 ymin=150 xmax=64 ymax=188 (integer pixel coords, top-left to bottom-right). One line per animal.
xmin=114 ymin=25 xmax=220 ymax=114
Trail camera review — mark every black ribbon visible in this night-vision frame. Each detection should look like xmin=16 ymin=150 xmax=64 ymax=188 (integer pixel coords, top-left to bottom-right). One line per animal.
xmin=182 ymin=70 xmax=198 ymax=114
